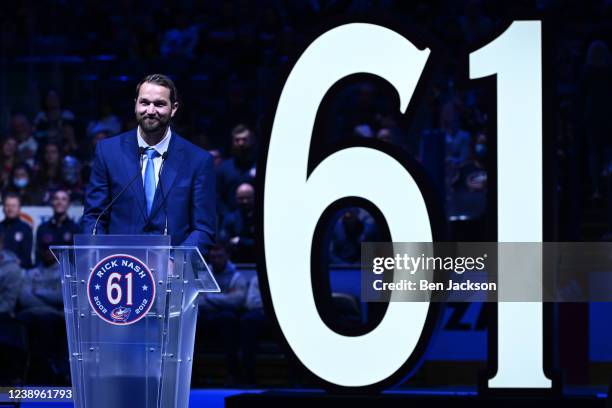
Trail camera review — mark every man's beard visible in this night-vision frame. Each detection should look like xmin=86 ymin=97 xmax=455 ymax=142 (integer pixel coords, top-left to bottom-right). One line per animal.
xmin=138 ymin=115 xmax=169 ymax=134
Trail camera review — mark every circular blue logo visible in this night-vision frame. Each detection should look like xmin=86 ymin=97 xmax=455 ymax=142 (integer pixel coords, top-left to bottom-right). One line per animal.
xmin=87 ymin=254 xmax=156 ymax=325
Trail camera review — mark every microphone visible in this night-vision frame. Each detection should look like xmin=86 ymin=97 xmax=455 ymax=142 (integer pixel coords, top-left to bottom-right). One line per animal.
xmin=157 ymin=151 xmax=169 ymax=235
xmin=92 ymin=147 xmax=147 ymax=235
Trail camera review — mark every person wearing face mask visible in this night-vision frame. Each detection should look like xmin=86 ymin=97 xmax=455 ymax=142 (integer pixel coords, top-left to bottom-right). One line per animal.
xmin=5 ymin=163 xmax=43 ymax=205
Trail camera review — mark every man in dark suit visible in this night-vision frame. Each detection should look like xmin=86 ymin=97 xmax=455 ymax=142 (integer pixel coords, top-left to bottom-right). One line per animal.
xmin=0 ymin=192 xmax=33 ymax=268
xmin=81 ymin=74 xmax=216 ymax=253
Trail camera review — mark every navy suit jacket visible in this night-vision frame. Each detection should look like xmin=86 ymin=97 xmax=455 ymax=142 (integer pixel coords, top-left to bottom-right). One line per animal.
xmin=81 ymin=129 xmax=216 ymax=253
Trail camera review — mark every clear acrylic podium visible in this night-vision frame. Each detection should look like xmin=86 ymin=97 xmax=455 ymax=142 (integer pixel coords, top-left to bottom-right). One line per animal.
xmin=50 ymin=235 xmax=220 ymax=408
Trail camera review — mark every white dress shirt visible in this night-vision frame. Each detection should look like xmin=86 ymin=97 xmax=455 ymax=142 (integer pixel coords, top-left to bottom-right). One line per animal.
xmin=137 ymin=126 xmax=171 ymax=187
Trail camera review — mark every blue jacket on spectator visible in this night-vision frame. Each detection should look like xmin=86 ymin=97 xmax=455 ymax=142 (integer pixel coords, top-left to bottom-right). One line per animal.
xmin=216 ymin=157 xmax=256 ymax=214
xmin=220 ymin=209 xmax=256 ymax=263
xmin=36 ymin=215 xmax=80 ymax=265
xmin=0 ymin=218 xmax=33 ymax=268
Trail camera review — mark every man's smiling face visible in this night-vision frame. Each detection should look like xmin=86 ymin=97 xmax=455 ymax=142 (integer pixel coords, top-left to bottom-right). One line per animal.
xmin=135 ymin=82 xmax=178 ymax=134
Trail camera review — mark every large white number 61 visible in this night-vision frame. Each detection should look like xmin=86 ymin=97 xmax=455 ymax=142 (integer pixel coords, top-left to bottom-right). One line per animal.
xmin=264 ymin=22 xmax=551 ymax=389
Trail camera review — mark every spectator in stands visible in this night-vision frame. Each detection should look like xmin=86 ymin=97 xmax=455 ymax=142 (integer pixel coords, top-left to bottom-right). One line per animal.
xmin=448 ymin=132 xmax=488 ymax=221
xmin=441 ymin=97 xmax=471 ymax=168
xmin=61 ymin=156 xmax=84 ymax=204
xmin=0 ymin=137 xmax=18 ymax=191
xmin=83 ymin=129 xmax=110 ymax=165
xmin=33 ymin=90 xmax=76 ymax=145
xmin=329 ymin=208 xmax=378 ymax=264
xmin=341 ymin=83 xmax=383 ymax=140
xmin=9 ymin=113 xmax=38 ymax=167
xmin=35 ymin=190 xmax=79 ymax=266
xmin=216 ymin=124 xmax=257 ymax=215
xmin=209 ymin=149 xmax=224 ymax=169
xmin=452 ymin=132 xmax=487 ymax=191
xmin=5 ymin=163 xmax=43 ymax=205
xmin=220 ymin=183 xmax=256 ymax=263
xmin=35 ymin=142 xmax=64 ymax=204
xmin=202 ymin=245 xmax=248 ymax=314
xmin=0 ymin=230 xmax=23 ymax=316
xmin=60 ymin=120 xmax=80 ymax=159
xmin=91 ymin=128 xmax=110 ymax=150
xmin=86 ymin=102 xmax=122 ymax=139
xmin=199 ymin=243 xmax=247 ymax=384
xmin=0 ymin=192 xmax=33 ymax=268
xmin=81 ymin=129 xmax=110 ymax=184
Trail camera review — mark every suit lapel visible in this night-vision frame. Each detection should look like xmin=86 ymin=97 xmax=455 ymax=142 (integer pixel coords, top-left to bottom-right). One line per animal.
xmin=120 ymin=131 xmax=147 ymax=223
xmin=148 ymin=133 xmax=183 ymax=222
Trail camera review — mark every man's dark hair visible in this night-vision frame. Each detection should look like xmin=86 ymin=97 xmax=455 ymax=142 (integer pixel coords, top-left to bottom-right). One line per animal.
xmin=2 ymin=191 xmax=21 ymax=204
xmin=135 ymin=74 xmax=179 ymax=105
xmin=231 ymin=124 xmax=252 ymax=138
